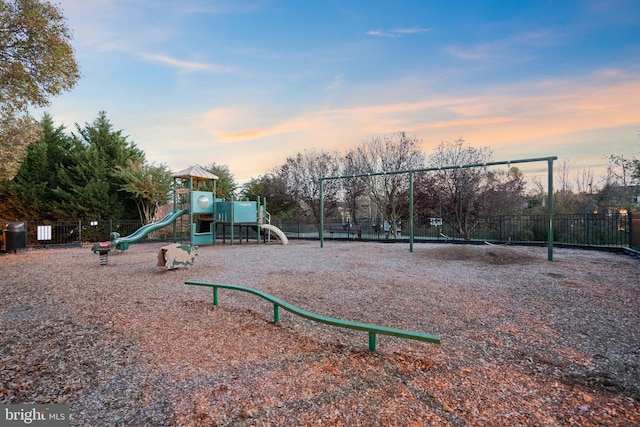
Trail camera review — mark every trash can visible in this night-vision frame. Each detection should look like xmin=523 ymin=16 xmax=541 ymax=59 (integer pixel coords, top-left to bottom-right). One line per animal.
xmin=3 ymin=222 xmax=27 ymax=252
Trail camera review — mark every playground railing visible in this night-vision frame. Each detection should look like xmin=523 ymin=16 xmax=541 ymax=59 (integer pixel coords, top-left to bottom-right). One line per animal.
xmin=185 ymin=281 xmax=441 ymax=351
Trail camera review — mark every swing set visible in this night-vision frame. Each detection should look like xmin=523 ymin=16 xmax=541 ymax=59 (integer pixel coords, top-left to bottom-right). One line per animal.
xmin=319 ymin=156 xmax=558 ymax=261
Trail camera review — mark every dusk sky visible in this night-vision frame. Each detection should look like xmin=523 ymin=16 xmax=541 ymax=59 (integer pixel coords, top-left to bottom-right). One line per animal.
xmin=41 ymin=0 xmax=640 ymax=185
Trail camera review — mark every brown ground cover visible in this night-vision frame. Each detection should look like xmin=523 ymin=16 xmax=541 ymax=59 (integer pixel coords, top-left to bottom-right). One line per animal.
xmin=1 ymin=240 xmax=639 ymax=426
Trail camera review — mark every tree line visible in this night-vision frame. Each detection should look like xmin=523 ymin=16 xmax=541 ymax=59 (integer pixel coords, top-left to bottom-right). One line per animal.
xmin=1 ymin=111 xmax=639 ymax=241
xmin=0 ymin=111 xmax=240 ymax=224
xmin=243 ymin=133 xmax=640 ymax=239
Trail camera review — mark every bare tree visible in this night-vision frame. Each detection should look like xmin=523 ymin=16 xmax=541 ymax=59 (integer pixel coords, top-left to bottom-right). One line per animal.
xmin=601 ymin=152 xmax=640 ymax=212
xmin=426 ymin=138 xmax=493 ymax=239
xmin=349 ymin=132 xmax=425 ymax=237
xmin=482 ymin=167 xmax=528 ymax=216
xmin=340 ymin=149 xmax=368 ymax=224
xmin=555 ymin=160 xmax=574 ymax=213
xmin=276 ymin=149 xmax=341 ymax=229
xmin=574 ymin=166 xmax=595 ymax=195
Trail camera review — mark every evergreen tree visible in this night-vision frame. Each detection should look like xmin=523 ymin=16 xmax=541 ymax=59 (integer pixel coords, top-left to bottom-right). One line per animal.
xmin=202 ymin=163 xmax=236 ymax=199
xmin=54 ymin=111 xmax=144 ymax=220
xmin=3 ymin=113 xmax=71 ymax=219
xmin=240 ymin=173 xmax=296 ymax=220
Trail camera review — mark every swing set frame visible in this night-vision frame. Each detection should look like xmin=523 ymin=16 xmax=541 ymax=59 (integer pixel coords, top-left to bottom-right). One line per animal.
xmin=319 ymin=156 xmax=558 ymax=261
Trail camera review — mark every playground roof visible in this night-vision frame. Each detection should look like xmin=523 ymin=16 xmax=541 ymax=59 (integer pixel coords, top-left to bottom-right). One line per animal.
xmin=171 ymin=164 xmax=219 ymax=181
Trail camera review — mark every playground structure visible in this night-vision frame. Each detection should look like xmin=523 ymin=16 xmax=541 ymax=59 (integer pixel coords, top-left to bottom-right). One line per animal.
xmin=92 ymin=164 xmax=288 ymax=263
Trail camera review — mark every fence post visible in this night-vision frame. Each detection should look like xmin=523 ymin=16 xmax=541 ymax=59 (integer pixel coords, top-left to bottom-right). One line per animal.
xmin=629 ymin=211 xmax=633 ymax=248
xmin=586 ymin=213 xmax=590 ymax=246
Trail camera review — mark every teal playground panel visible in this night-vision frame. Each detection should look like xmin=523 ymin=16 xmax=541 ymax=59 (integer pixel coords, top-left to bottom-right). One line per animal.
xmin=215 ymin=201 xmax=258 ymax=223
xmin=191 ymin=191 xmax=214 ymax=245
xmin=190 ymin=191 xmax=214 ymax=214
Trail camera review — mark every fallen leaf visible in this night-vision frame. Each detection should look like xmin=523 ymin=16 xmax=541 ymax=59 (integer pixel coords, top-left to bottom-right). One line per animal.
xmin=443 ymin=403 xmax=453 ymax=412
xmin=582 ymin=393 xmax=593 ymax=403
xmin=460 ymin=367 xmax=473 ymax=376
xmin=323 ymin=365 xmax=338 ymax=375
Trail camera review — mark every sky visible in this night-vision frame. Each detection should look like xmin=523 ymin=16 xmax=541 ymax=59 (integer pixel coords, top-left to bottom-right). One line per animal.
xmin=40 ymin=0 xmax=640 ymax=186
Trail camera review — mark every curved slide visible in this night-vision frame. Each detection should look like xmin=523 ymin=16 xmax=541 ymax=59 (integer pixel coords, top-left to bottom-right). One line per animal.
xmin=113 ymin=209 xmax=189 ymax=250
xmin=260 ymin=224 xmax=289 ymax=245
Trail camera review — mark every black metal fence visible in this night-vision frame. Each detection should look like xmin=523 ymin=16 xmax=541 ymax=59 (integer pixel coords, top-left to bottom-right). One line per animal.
xmin=0 ymin=219 xmax=189 ymax=249
xmin=1 ymin=212 xmax=636 ymax=250
xmin=275 ymin=212 xmax=635 ymax=248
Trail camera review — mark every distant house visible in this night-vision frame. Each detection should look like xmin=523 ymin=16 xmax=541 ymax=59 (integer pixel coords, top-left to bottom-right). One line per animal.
xmin=598 ymin=184 xmax=640 ymax=214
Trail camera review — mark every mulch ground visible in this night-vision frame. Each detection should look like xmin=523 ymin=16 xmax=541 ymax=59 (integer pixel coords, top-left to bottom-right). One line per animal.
xmin=1 ymin=241 xmax=639 ymax=426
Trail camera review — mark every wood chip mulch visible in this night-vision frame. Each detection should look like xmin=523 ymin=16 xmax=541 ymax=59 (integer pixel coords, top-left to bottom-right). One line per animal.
xmin=1 ymin=240 xmax=639 ymax=426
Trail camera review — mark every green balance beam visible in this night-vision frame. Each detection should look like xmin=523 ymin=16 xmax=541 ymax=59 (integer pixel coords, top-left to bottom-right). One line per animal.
xmin=185 ymin=280 xmax=441 ymax=351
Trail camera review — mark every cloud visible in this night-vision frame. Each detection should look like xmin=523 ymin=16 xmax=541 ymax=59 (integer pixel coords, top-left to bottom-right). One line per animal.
xmin=446 ymin=28 xmax=561 ymax=61
xmin=143 ymin=66 xmax=639 ymax=185
xmin=143 ymin=54 xmax=234 ymax=73
xmin=445 ymin=44 xmax=501 ymax=60
xmin=366 ymin=27 xmax=430 ymax=37
xmin=199 ymin=68 xmax=640 ymax=154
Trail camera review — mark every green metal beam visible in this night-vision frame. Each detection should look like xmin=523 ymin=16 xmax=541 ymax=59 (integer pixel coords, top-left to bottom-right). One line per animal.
xmin=321 ymin=156 xmax=558 ymax=181
xmin=409 ymin=171 xmax=414 ymax=253
xmin=186 ymin=281 xmax=441 ymax=351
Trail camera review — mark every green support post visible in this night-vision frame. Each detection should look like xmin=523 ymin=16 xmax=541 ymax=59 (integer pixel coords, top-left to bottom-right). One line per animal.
xmin=368 ymin=332 xmax=376 ymax=351
xmin=319 ymin=179 xmax=324 ymax=248
xmin=409 ymin=171 xmax=414 ymax=253
xmin=263 ymin=196 xmax=267 ymax=244
xmin=172 ymin=177 xmax=177 ymax=243
xmin=274 ymin=304 xmax=280 ymax=323
xmin=547 ymin=158 xmax=554 ymax=261
xmin=230 ymin=194 xmax=235 ymax=245
xmin=256 ymin=196 xmax=261 ymax=246
xmin=212 ymin=179 xmax=217 ymax=244
xmin=213 ymin=287 xmax=218 ymax=305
